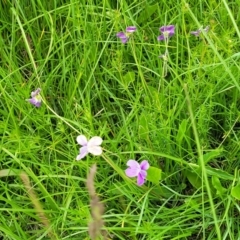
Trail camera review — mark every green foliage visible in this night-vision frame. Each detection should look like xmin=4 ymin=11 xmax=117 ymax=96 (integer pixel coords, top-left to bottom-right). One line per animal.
xmin=137 ymin=3 xmax=159 ymax=24
xmin=212 ymin=176 xmax=227 ymax=196
xmin=231 ymin=185 xmax=240 ymax=200
xmin=185 ymin=170 xmax=202 ymax=189
xmin=147 ymin=166 xmax=162 ymax=184
xmin=203 ymin=148 xmax=223 ymax=164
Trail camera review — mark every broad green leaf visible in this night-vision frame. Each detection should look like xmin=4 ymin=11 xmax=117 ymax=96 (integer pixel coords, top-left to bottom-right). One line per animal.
xmin=151 ymin=185 xmax=172 ymax=198
xmin=137 ymin=4 xmax=158 ymax=24
xmin=122 ymin=71 xmax=135 ymax=88
xmin=212 ymin=176 xmax=227 ymax=196
xmin=184 ymin=197 xmax=202 ymax=211
xmin=203 ymin=148 xmax=223 ymax=164
xmin=185 ymin=170 xmax=202 ymax=189
xmin=204 ymin=166 xmax=234 ymax=180
xmin=0 ymin=169 xmax=20 ymax=177
xmin=138 ymin=113 xmax=149 ymax=139
xmin=147 ymin=167 xmax=162 ymax=184
xmin=231 ymin=185 xmax=240 ymax=200
xmin=176 ymin=119 xmax=187 ymax=145
xmin=144 ymin=86 xmax=161 ymax=107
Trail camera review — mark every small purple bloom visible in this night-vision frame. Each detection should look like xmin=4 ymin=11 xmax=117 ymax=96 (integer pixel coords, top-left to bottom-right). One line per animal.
xmin=190 ymin=26 xmax=210 ymax=37
xmin=28 ymin=88 xmax=42 ymax=107
xmin=76 ymin=135 xmax=103 ymax=160
xmin=126 ymin=26 xmax=137 ymax=33
xmin=190 ymin=29 xmax=201 ymax=37
xmin=116 ymin=26 xmax=137 ymax=44
xmin=157 ymin=25 xmax=175 ymax=41
xmin=125 ymin=160 xmax=149 ymax=186
xmin=116 ymin=32 xmax=129 ymax=44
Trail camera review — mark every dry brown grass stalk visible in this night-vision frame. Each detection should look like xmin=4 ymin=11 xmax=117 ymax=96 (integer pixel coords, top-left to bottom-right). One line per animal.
xmin=20 ymin=172 xmax=56 ymax=239
xmin=86 ymin=164 xmax=108 ymax=240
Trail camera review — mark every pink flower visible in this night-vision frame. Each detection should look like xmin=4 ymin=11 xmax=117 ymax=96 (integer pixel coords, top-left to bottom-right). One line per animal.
xmin=76 ymin=135 xmax=103 ymax=160
xmin=116 ymin=26 xmax=137 ymax=44
xmin=27 ymin=88 xmax=41 ymax=107
xmin=157 ymin=25 xmax=175 ymax=41
xmin=190 ymin=26 xmax=210 ymax=37
xmin=125 ymin=160 xmax=150 ymax=186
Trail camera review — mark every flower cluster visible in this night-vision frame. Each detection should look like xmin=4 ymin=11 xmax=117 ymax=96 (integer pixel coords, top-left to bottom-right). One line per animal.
xmin=27 ymin=23 xmax=210 ymax=188
xmin=75 ymin=135 xmax=149 ymax=186
xmin=116 ymin=25 xmax=177 ymax=44
xmin=116 ymin=24 xmax=209 ymax=43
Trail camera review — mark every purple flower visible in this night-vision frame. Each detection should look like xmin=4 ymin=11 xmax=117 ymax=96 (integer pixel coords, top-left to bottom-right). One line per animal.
xmin=76 ymin=135 xmax=103 ymax=160
xmin=28 ymin=88 xmax=42 ymax=107
xmin=125 ymin=160 xmax=149 ymax=186
xmin=126 ymin=26 xmax=137 ymax=33
xmin=157 ymin=25 xmax=175 ymax=41
xmin=190 ymin=29 xmax=201 ymax=37
xmin=116 ymin=26 xmax=137 ymax=44
xmin=116 ymin=32 xmax=129 ymax=44
xmin=190 ymin=26 xmax=210 ymax=37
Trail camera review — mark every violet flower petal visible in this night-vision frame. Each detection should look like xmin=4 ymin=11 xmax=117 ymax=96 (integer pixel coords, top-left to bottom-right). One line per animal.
xmin=28 ymin=98 xmax=40 ymax=107
xmin=168 ymin=31 xmax=175 ymax=37
xmin=34 ymin=100 xmax=41 ymax=107
xmin=125 ymin=160 xmax=140 ymax=177
xmin=28 ymin=88 xmax=42 ymax=107
xmin=116 ymin=32 xmax=126 ymax=38
xmin=140 ymin=160 xmax=150 ymax=171
xmin=29 ymin=98 xmax=41 ymax=107
xmin=76 ymin=135 xmax=88 ymax=146
xmin=160 ymin=25 xmax=175 ymax=33
xmin=76 ymin=146 xmax=88 ymax=160
xmin=116 ymin=32 xmax=129 ymax=44
xmin=190 ymin=30 xmax=201 ymax=36
xmin=88 ymin=136 xmax=103 ymax=146
xmin=137 ymin=171 xmax=147 ymax=186
xmin=126 ymin=26 xmax=137 ymax=33
xmin=158 ymin=25 xmax=175 ymax=41
xmin=88 ymin=145 xmax=102 ymax=156
xmin=31 ymin=88 xmax=41 ymax=97
xmin=122 ymin=38 xmax=129 ymax=43
xmin=157 ymin=35 xmax=165 ymax=41
xmin=190 ymin=26 xmax=210 ymax=37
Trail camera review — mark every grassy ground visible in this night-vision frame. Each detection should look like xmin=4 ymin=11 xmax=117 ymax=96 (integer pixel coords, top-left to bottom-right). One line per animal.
xmin=0 ymin=0 xmax=240 ymax=239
